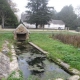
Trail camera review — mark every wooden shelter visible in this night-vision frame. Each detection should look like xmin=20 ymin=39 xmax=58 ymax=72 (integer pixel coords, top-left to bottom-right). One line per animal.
xmin=14 ymin=24 xmax=29 ymax=41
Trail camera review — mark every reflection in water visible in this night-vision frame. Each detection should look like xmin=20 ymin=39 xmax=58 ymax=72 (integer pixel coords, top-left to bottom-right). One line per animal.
xmin=15 ymin=44 xmax=71 ymax=80
xmin=18 ymin=57 xmax=31 ymax=80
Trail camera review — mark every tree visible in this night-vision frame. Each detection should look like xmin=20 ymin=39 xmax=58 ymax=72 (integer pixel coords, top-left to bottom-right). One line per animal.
xmin=0 ymin=0 xmax=9 ymax=28
xmin=4 ymin=10 xmax=19 ymax=27
xmin=51 ymin=9 xmax=57 ymax=20
xmin=26 ymin=0 xmax=53 ymax=28
xmin=75 ymin=6 xmax=80 ymax=17
xmin=0 ymin=0 xmax=18 ymax=28
xmin=7 ymin=0 xmax=19 ymax=12
xmin=74 ymin=5 xmax=80 ymax=31
xmin=56 ymin=5 xmax=77 ymax=29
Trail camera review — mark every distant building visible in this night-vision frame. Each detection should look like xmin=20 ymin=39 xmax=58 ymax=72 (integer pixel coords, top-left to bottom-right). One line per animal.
xmin=44 ymin=20 xmax=65 ymax=29
xmin=21 ymin=13 xmax=65 ymax=29
xmin=22 ymin=20 xmax=65 ymax=29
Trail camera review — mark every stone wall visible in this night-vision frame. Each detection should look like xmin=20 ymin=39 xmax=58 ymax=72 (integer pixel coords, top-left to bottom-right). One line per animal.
xmin=0 ymin=42 xmax=19 ymax=79
xmin=0 ymin=52 xmax=10 ymax=79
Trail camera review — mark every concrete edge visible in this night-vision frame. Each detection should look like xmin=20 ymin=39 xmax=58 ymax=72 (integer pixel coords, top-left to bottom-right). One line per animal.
xmin=57 ymin=59 xmax=80 ymax=75
xmin=10 ymin=45 xmax=19 ymax=73
xmin=29 ymin=42 xmax=48 ymax=54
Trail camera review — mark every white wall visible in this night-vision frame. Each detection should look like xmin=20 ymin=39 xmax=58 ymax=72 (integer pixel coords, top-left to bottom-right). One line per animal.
xmin=23 ymin=22 xmax=36 ymax=28
xmin=44 ymin=23 xmax=65 ymax=29
xmin=23 ymin=22 xmax=65 ymax=29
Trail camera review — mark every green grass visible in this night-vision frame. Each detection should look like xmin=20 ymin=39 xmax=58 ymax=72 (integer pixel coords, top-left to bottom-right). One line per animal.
xmin=7 ymin=51 xmax=13 ymax=62
xmin=0 ymin=32 xmax=14 ymax=61
xmin=0 ymin=32 xmax=13 ymax=50
xmin=29 ymin=33 xmax=80 ymax=70
xmin=2 ymin=70 xmax=24 ymax=80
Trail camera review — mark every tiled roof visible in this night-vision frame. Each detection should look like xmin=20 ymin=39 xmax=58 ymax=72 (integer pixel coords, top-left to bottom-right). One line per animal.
xmin=49 ymin=20 xmax=65 ymax=25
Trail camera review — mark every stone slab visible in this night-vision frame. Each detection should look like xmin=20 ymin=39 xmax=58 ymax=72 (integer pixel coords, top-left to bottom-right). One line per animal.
xmin=29 ymin=42 xmax=48 ymax=54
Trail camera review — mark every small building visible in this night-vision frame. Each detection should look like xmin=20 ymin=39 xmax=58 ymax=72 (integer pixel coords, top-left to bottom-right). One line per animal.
xmin=44 ymin=20 xmax=65 ymax=29
xmin=14 ymin=24 xmax=29 ymax=41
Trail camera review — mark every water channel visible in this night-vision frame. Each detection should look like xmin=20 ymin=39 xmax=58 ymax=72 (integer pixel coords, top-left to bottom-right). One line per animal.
xmin=15 ymin=42 xmax=71 ymax=80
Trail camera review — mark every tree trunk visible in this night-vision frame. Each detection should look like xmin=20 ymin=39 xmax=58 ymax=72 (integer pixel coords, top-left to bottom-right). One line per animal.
xmin=2 ymin=15 xmax=5 ymax=28
xmin=43 ymin=24 xmax=44 ymax=29
xmin=36 ymin=23 xmax=38 ymax=29
xmin=41 ymin=24 xmax=44 ymax=29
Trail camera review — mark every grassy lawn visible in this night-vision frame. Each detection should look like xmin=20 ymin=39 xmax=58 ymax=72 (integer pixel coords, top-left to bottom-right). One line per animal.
xmin=30 ymin=33 xmax=80 ymax=70
xmin=0 ymin=32 xmax=13 ymax=50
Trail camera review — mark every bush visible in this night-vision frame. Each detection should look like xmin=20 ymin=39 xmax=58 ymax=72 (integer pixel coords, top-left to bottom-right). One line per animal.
xmin=53 ymin=33 xmax=80 ymax=47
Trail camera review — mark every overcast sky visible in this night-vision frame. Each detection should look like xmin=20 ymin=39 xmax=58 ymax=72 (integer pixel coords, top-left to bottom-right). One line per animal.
xmin=13 ymin=0 xmax=80 ymax=18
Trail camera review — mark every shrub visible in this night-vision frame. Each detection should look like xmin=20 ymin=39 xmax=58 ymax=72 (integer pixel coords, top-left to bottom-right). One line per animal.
xmin=53 ymin=34 xmax=80 ymax=47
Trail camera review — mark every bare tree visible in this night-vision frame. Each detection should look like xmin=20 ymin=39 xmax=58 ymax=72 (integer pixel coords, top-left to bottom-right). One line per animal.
xmin=7 ymin=0 xmax=19 ymax=12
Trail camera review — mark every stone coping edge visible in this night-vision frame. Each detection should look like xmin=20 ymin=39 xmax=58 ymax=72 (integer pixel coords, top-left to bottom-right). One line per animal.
xmin=53 ymin=58 xmax=80 ymax=75
xmin=29 ymin=42 xmax=48 ymax=54
xmin=10 ymin=45 xmax=19 ymax=73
